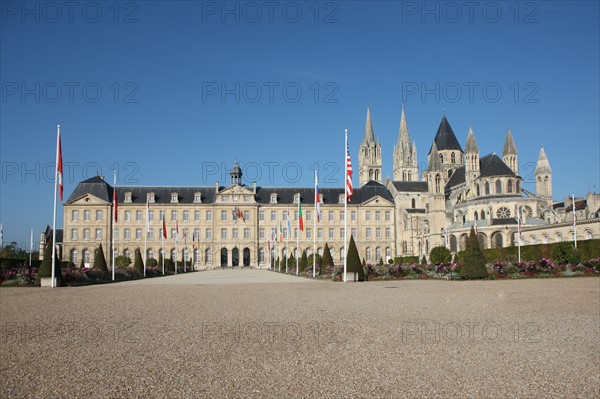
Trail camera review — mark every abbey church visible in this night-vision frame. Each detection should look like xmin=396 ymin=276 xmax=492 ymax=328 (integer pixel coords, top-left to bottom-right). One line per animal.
xmin=59 ymin=107 xmax=600 ymax=268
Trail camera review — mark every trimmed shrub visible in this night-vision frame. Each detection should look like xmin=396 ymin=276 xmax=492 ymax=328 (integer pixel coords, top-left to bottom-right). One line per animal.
xmin=346 ymin=235 xmax=365 ymax=281
xmin=133 ymin=248 xmax=144 ymax=275
xmin=115 ymin=255 xmax=132 ymax=269
xmin=35 ymin=234 xmax=63 ymax=286
xmin=299 ymin=250 xmax=307 ymax=273
xmin=147 ymin=258 xmax=158 ymax=267
xmin=430 ymin=246 xmax=452 ymax=265
xmin=321 ymin=243 xmax=334 ymax=274
xmin=93 ymin=244 xmax=109 ymax=276
xmin=459 ymin=227 xmax=488 ymax=279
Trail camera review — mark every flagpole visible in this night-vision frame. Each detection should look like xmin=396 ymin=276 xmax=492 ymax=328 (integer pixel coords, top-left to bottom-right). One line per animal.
xmin=112 ymin=170 xmax=116 ymax=281
xmin=517 ymin=205 xmax=521 ymax=264
xmin=29 ymin=228 xmax=33 ymax=268
xmin=144 ymin=200 xmax=148 ymax=277
xmin=344 ymin=129 xmax=348 ymax=283
xmin=285 ymin=210 xmax=289 ymax=274
xmin=572 ymin=194 xmax=577 ymax=249
xmin=162 ymin=208 xmax=165 ymax=275
xmin=51 ymin=125 xmax=60 ymax=288
xmin=175 ymin=221 xmax=178 ymax=275
xmin=296 ymin=196 xmax=299 ymax=276
xmin=313 ymin=171 xmax=317 ymax=278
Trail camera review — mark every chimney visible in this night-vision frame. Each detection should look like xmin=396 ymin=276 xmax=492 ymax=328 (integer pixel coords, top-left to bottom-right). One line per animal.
xmin=215 ymin=180 xmax=220 ymax=194
xmin=253 ymin=181 xmax=257 ymax=194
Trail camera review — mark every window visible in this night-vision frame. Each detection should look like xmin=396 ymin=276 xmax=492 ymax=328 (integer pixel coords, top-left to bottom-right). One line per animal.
xmin=84 ymin=210 xmax=91 ymax=221
xmin=495 ymin=180 xmax=502 ymax=194
xmin=385 ymin=211 xmax=390 ymax=221
xmin=134 ymin=228 xmax=141 ymax=240
xmin=270 ymin=193 xmax=278 ymax=204
xmin=83 ymin=228 xmax=90 ymax=240
xmin=170 ymin=228 xmax=177 ymax=240
xmin=340 ymin=228 xmax=345 ymax=238
xmin=258 ymin=248 xmax=265 ymax=263
xmin=340 ymin=211 xmax=345 ymax=221
xmin=476 ymin=184 xmax=480 ymax=196
xmin=205 ymin=248 xmax=212 ymax=263
xmin=243 ymin=210 xmax=250 ymax=221
xmin=70 ymin=249 xmax=78 ymax=264
xmin=124 ymin=229 xmax=131 ymax=240
xmin=159 ymin=228 xmax=164 ymax=239
xmin=543 ymin=235 xmax=549 ymax=244
xmin=171 ymin=193 xmax=178 ymax=203
xmin=71 ymin=229 xmax=78 ymax=240
xmin=147 ymin=192 xmax=155 ymax=203
xmin=206 ymin=228 xmax=212 ymax=239
xmin=328 ymin=228 xmax=334 ymax=239
xmin=375 ymin=247 xmax=382 ymax=262
xmin=340 ymin=247 xmax=345 ymax=263
xmin=317 ymin=228 xmax=323 ymax=239
xmin=135 ymin=210 xmax=142 ymax=222
xmin=221 ymin=228 xmax=227 ymax=239
xmin=496 ymin=207 xmax=511 ymax=218
xmin=171 ymin=210 xmax=177 ymax=221
xmin=366 ymin=211 xmax=371 ymax=221
xmin=375 ymin=211 xmax=381 ymax=221
xmin=124 ymin=211 xmax=131 ymax=222
xmin=385 ymin=247 xmax=391 ymax=259
xmin=375 ymin=228 xmax=381 ymax=239
xmin=259 ymin=228 xmax=265 ymax=239
xmin=124 ymin=192 xmax=132 ymax=203
xmin=72 ymin=210 xmax=79 ymax=222
xmin=83 ymin=249 xmax=90 ymax=264
xmin=244 ymin=195 xmax=250 ymax=203
xmin=124 ymin=249 xmax=131 ymax=259
xmin=243 ymin=228 xmax=250 ymax=239
xmin=306 ymin=228 xmax=312 ymax=239
xmin=148 ymin=228 xmax=154 ymax=240
xmin=270 ymin=211 xmax=276 ymax=221
xmin=147 ymin=249 xmax=154 ymax=260
xmin=306 ymin=210 xmax=311 ymax=221
xmin=193 ymin=228 xmax=200 ymax=241
xmin=206 ymin=211 xmax=212 ymax=221
xmin=221 ymin=210 xmax=227 ymax=221
xmin=338 ymin=194 xmax=345 ymax=204
xmin=149 ymin=210 xmax=154 ymax=222
xmin=328 ymin=211 xmax=334 ymax=221
xmin=95 ymin=228 xmax=102 ymax=240
xmin=294 ymin=193 xmax=300 ymax=204
xmin=485 ymin=182 xmax=490 ymax=195
xmin=183 ymin=211 xmax=189 ymax=221
xmin=366 ymin=247 xmax=372 ymax=262
xmin=194 ymin=193 xmax=202 ymax=203
xmin=451 ymin=152 xmax=456 ymax=163
xmin=351 ymin=211 xmax=357 ymax=221
xmin=585 ymin=230 xmax=593 ymax=240
xmin=351 ymin=228 xmax=357 ymax=238
xmin=411 ymin=199 xmax=416 ymax=209
xmin=507 ymin=180 xmax=513 ymax=193
xmin=283 ymin=211 xmax=288 ymax=221
xmin=294 ymin=228 xmax=299 ymax=239
xmin=194 ymin=210 xmax=201 ymax=221
xmin=439 ymin=153 xmax=444 ymax=163
xmin=259 ymin=210 xmax=265 ymax=221
xmin=283 ymin=228 xmax=288 ymax=239
xmin=366 ymin=228 xmax=371 ymax=239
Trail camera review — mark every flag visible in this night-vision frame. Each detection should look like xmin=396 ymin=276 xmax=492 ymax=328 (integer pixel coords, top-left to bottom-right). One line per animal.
xmin=162 ymin=212 xmax=167 ymax=239
xmin=474 ymin=221 xmax=478 ymax=235
xmin=572 ymin=195 xmax=577 ymax=223
xmin=0 ymin=224 xmax=3 ymax=247
xmin=174 ymin=219 xmax=179 ymax=242
xmin=345 ymin=132 xmax=353 ymax=202
xmin=286 ymin=211 xmax=291 ymax=239
xmin=145 ymin=200 xmax=150 ymax=233
xmin=279 ymin=221 xmax=283 ymax=242
xmin=113 ymin=186 xmax=118 ymax=223
xmin=298 ymin=196 xmax=304 ymax=231
xmin=56 ymin=127 xmax=63 ymax=201
xmin=236 ymin=207 xmax=244 ymax=222
xmin=315 ymin=171 xmax=321 ymax=222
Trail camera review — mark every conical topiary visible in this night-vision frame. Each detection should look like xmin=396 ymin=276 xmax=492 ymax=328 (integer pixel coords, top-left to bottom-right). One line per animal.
xmin=36 ymin=233 xmax=63 ymax=285
xmin=459 ymin=227 xmax=488 ymax=279
xmin=287 ymin=254 xmax=296 ymax=272
xmin=133 ymin=248 xmax=144 ymax=275
xmin=321 ymin=243 xmax=333 ymax=274
xmin=346 ymin=235 xmax=365 ymax=281
xmin=93 ymin=243 xmax=109 ymax=277
xmin=299 ymin=250 xmax=308 ymax=272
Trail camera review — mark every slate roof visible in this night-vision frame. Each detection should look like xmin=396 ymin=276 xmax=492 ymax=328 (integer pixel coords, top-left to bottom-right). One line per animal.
xmin=67 ymin=179 xmax=394 ymax=206
xmin=491 ymin=218 xmax=518 ymax=225
xmin=445 ymin=153 xmax=516 ymax=191
xmin=429 ymin=116 xmax=463 ymax=153
xmin=391 ymin=181 xmax=429 ymax=192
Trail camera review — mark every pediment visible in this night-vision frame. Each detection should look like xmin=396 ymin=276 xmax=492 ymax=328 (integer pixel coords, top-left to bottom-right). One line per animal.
xmin=67 ymin=193 xmax=110 ymax=206
xmin=360 ymin=195 xmax=394 ymax=207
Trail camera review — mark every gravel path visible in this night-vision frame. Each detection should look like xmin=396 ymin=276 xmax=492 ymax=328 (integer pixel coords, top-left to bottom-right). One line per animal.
xmin=1 ymin=271 xmax=599 ymax=399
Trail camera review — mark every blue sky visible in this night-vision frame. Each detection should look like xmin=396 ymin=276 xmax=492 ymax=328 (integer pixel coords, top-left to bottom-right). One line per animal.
xmin=1 ymin=1 xmax=599 ymax=248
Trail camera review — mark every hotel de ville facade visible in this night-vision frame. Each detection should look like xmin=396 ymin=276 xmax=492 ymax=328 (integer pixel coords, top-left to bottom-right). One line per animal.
xmin=60 ymin=107 xmax=600 ymax=268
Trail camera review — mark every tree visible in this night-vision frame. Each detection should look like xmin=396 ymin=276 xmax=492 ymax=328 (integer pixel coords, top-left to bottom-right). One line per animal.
xmin=346 ymin=235 xmax=365 ymax=281
xmin=299 ymin=250 xmax=308 ymax=272
xmin=321 ymin=243 xmax=333 ymax=274
xmin=430 ymin=246 xmax=452 ymax=265
xmin=459 ymin=227 xmax=488 ymax=279
xmin=133 ymin=248 xmax=144 ymax=275
xmin=287 ymin=254 xmax=296 ymax=272
xmin=79 ymin=257 xmax=85 ymax=269
xmin=0 ymin=241 xmax=31 ymax=259
xmin=307 ymin=254 xmax=322 ymax=273
xmin=276 ymin=256 xmax=280 ymax=271
xmin=115 ymin=255 xmax=131 ymax=269
xmin=93 ymin=243 xmax=109 ymax=276
xmin=35 ymin=234 xmax=63 ymax=286
xmin=362 ymin=257 xmax=366 ymax=268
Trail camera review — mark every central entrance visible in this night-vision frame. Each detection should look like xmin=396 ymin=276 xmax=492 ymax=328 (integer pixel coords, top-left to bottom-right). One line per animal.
xmin=232 ymin=247 xmax=239 ymax=267
xmin=220 ymin=248 xmax=228 ymax=267
xmin=243 ymin=247 xmax=250 ymax=267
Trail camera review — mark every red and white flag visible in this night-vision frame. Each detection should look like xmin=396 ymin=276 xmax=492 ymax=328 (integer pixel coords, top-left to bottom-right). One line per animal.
xmin=315 ymin=170 xmax=321 ymax=222
xmin=113 ymin=173 xmax=118 ymax=223
xmin=56 ymin=126 xmax=63 ymax=201
xmin=345 ymin=130 xmax=353 ymax=202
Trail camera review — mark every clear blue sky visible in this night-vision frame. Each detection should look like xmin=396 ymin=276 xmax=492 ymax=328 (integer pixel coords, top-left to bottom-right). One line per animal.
xmin=1 ymin=1 xmax=599 ymax=249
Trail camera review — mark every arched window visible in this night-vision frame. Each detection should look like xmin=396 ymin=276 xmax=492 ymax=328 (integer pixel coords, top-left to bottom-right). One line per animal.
xmin=480 ymin=210 xmax=485 ymax=220
xmin=366 ymin=247 xmax=372 ymax=263
xmin=435 ymin=175 xmax=441 ymax=193
xmin=476 ymin=184 xmax=480 ymax=196
xmin=516 ymin=180 xmax=520 ymax=192
xmin=495 ymin=180 xmax=502 ymax=194
xmin=507 ymin=180 xmax=513 ymax=193
xmin=375 ymin=247 xmax=381 ymax=262
xmin=258 ymin=248 xmax=265 ymax=264
xmin=474 ymin=212 xmax=478 ymax=221
xmin=411 ymin=198 xmax=416 ymax=208
xmin=70 ymin=249 xmax=78 ymax=264
xmin=485 ymin=182 xmax=490 ymax=195
xmin=439 ymin=153 xmax=444 ymax=163
xmin=451 ymin=152 xmax=456 ymax=163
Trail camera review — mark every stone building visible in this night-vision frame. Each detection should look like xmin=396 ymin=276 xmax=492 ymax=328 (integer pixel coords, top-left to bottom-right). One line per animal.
xmin=59 ymin=107 xmax=600 ymax=268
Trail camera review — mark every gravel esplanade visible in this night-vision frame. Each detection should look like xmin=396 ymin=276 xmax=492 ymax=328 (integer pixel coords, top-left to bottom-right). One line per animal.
xmin=1 ymin=270 xmax=599 ymax=399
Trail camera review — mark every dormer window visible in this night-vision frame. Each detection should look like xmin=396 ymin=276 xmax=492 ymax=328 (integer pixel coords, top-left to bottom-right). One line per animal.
xmin=147 ymin=192 xmax=155 ymax=204
xmin=293 ymin=193 xmax=300 ymax=204
xmin=194 ymin=193 xmax=202 ymax=203
xmin=171 ymin=193 xmax=178 ymax=203
xmin=222 ymin=195 xmax=228 ymax=203
xmin=124 ymin=192 xmax=132 ymax=203
xmin=270 ymin=193 xmax=278 ymax=204
xmin=338 ymin=194 xmax=345 ymax=204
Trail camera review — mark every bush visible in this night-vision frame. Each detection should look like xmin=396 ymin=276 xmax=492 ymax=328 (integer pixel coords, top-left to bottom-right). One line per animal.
xmin=133 ymin=248 xmax=144 ymax=275
xmin=93 ymin=244 xmax=109 ymax=276
xmin=321 ymin=243 xmax=333 ymax=274
xmin=299 ymin=250 xmax=307 ymax=272
xmin=146 ymin=258 xmax=158 ymax=267
xmin=460 ymin=227 xmax=488 ymax=279
xmin=430 ymin=246 xmax=452 ymax=265
xmin=552 ymin=242 xmax=575 ymax=264
xmin=35 ymin=234 xmax=63 ymax=286
xmin=115 ymin=255 xmax=132 ymax=269
xmin=346 ymin=235 xmax=365 ymax=281
xmin=402 ymin=256 xmax=419 ymax=265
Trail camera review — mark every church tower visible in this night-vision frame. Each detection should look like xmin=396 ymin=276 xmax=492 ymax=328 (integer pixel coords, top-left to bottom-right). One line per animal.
xmin=502 ymin=129 xmax=519 ymax=175
xmin=535 ymin=147 xmax=552 ymax=199
xmin=428 ymin=116 xmax=463 ymax=182
xmin=464 ymin=127 xmax=480 ymax=185
xmin=393 ymin=104 xmax=419 ymax=181
xmin=359 ymin=106 xmax=382 ymax=186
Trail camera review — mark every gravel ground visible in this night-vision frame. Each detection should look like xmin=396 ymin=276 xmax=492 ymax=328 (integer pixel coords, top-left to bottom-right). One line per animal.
xmin=1 ymin=271 xmax=599 ymax=399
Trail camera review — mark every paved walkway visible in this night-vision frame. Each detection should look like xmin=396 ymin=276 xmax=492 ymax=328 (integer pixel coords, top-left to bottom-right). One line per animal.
xmin=120 ymin=267 xmax=323 ymax=285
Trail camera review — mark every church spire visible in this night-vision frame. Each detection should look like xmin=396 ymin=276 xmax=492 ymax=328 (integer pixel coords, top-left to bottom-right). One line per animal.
xmin=535 ymin=147 xmax=552 ymax=175
xmin=427 ymin=142 xmax=443 ymax=172
xmin=502 ymin=129 xmax=519 ymax=175
xmin=364 ymin=106 xmax=375 ymax=144
xmin=535 ymin=146 xmax=552 ymax=199
xmin=465 ymin=127 xmax=479 ymax=154
xmin=393 ymin=104 xmax=418 ymax=181
xmin=398 ymin=104 xmax=409 ymax=145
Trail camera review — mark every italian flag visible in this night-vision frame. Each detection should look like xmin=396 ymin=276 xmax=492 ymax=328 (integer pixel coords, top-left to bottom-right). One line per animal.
xmin=298 ymin=195 xmax=303 ymax=231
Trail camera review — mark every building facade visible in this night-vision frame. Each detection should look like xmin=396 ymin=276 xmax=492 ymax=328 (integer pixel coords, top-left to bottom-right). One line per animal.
xmin=60 ymin=107 xmax=600 ymax=268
